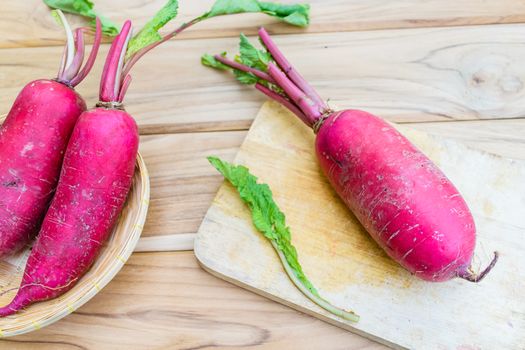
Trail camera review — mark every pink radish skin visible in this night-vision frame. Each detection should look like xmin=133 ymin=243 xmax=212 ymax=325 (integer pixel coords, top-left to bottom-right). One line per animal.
xmin=316 ymin=110 xmax=476 ymax=281
xmin=0 ymin=17 xmax=101 ymax=258
xmin=212 ymin=27 xmax=498 ymax=283
xmin=0 ymin=81 xmax=86 ymax=257
xmin=0 ymin=108 xmax=138 ymax=315
xmin=0 ymin=21 xmax=138 ymax=316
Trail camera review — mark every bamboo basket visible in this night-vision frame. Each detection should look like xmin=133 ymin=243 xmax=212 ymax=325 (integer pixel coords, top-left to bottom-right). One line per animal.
xmin=0 ymin=115 xmax=150 ymax=337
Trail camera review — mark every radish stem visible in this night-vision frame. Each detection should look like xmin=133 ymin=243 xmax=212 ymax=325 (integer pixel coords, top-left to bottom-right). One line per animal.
xmin=114 ymin=28 xmax=133 ymax=99
xmin=258 ymin=27 xmax=326 ymax=110
xmin=118 ymin=75 xmax=132 ymax=103
xmin=70 ymin=18 xmax=102 ymax=87
xmin=255 ymin=83 xmax=308 ymax=123
xmin=267 ymin=63 xmax=320 ymax=126
xmin=123 ymin=16 xmax=204 ymax=77
xmin=57 ymin=10 xmax=75 ymax=73
xmin=64 ymin=29 xmax=85 ymax=81
xmin=270 ymin=241 xmax=359 ymax=322
xmin=214 ymin=55 xmax=276 ymax=84
xmin=100 ymin=21 xmax=133 ymax=102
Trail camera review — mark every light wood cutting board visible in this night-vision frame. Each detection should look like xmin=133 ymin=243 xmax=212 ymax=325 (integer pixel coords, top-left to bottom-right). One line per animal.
xmin=194 ymin=101 xmax=525 ymax=350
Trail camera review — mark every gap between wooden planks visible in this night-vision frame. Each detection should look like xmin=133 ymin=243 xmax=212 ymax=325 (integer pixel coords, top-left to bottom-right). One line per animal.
xmin=5 ymin=0 xmax=525 ymax=49
xmin=5 ymin=251 xmax=382 ymax=350
xmin=3 ymin=24 xmax=525 ymax=128
xmin=134 ymin=118 xmax=525 ymax=253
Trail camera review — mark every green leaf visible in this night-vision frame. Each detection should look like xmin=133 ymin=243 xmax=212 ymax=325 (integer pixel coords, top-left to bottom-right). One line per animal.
xmin=233 ymin=69 xmax=259 ymax=85
xmin=126 ymin=0 xmax=179 ymax=59
xmin=205 ymin=0 xmax=310 ymax=27
xmin=238 ymin=33 xmax=271 ymax=71
xmin=201 ymin=34 xmax=273 ymax=86
xmin=207 ymin=156 xmax=360 ymax=322
xmin=201 ymin=52 xmax=260 ymax=85
xmin=207 ymin=0 xmax=261 ymax=17
xmin=201 ymin=53 xmax=230 ymax=70
xmin=43 ymin=0 xmax=119 ymax=36
xmin=259 ymin=2 xmax=310 ymax=27
xmin=207 ymin=156 xmax=319 ymax=297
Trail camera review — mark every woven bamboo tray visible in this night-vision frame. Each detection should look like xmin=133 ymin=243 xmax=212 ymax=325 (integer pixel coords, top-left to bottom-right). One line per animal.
xmin=0 ymin=115 xmax=150 ymax=337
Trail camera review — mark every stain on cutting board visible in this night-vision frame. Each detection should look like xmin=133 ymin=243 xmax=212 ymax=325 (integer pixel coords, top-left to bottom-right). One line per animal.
xmin=195 ymin=101 xmax=525 ymax=350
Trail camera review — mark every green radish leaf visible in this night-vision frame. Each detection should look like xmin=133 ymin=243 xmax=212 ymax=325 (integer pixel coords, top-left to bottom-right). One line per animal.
xmin=259 ymin=2 xmax=310 ymax=27
xmin=201 ymin=52 xmax=260 ymax=85
xmin=207 ymin=0 xmax=262 ymax=17
xmin=202 ymin=35 xmax=289 ymax=99
xmin=201 ymin=53 xmax=230 ymax=70
xmin=207 ymin=156 xmax=320 ymax=297
xmin=202 ymin=34 xmax=273 ymax=85
xmin=207 ymin=156 xmax=360 ymax=323
xmin=233 ymin=68 xmax=259 ymax=85
xmin=126 ymin=0 xmax=179 ymax=59
xmin=205 ymin=0 xmax=310 ymax=27
xmin=238 ymin=33 xmax=271 ymax=71
xmin=43 ymin=0 xmax=119 ymax=36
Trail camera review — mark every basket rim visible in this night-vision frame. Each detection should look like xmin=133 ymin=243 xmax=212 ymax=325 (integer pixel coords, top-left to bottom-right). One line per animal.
xmin=0 ymin=115 xmax=150 ymax=337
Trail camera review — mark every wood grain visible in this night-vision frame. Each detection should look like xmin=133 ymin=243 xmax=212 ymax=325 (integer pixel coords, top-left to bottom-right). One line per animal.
xmin=0 ymin=251 xmax=387 ymax=350
xmin=3 ymin=24 xmax=525 ymax=132
xmin=134 ymin=234 xmax=196 ymax=252
xmin=2 ymin=0 xmax=525 ymax=347
xmin=137 ymin=118 xmax=525 ymax=246
xmin=195 ymin=102 xmax=525 ymax=349
xmin=139 ymin=131 xmax=245 ymax=238
xmin=5 ymin=0 xmax=525 ymax=48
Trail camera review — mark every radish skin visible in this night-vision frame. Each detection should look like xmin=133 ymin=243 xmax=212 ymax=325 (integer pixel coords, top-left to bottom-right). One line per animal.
xmin=208 ymin=28 xmax=499 ymax=283
xmin=0 ymin=109 xmax=138 ymax=315
xmin=316 ymin=110 xmax=479 ymax=281
xmin=0 ymin=21 xmax=138 ymax=316
xmin=0 ymin=17 xmax=102 ymax=258
xmin=0 ymin=3 xmax=313 ymax=316
xmin=0 ymin=80 xmax=86 ymax=257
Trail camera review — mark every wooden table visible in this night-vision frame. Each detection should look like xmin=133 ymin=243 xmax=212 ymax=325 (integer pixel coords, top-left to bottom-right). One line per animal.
xmin=1 ymin=1 xmax=524 ymax=348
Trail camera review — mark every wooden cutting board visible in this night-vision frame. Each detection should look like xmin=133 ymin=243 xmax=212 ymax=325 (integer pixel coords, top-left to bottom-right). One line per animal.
xmin=194 ymin=101 xmax=525 ymax=350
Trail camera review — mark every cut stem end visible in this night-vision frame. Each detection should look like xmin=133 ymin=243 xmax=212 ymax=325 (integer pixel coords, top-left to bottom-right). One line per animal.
xmin=458 ymin=251 xmax=499 ymax=283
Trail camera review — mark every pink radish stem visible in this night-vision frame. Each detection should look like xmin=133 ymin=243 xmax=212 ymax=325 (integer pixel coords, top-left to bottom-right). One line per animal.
xmin=123 ymin=16 xmax=203 ymax=77
xmin=70 ymin=18 xmax=102 ymax=87
xmin=55 ymin=14 xmax=102 ymax=88
xmin=118 ymin=74 xmax=132 ymax=103
xmin=63 ymin=28 xmax=85 ymax=81
xmin=99 ymin=21 xmax=133 ymax=102
xmin=258 ymin=27 xmax=326 ymax=110
xmin=214 ymin=55 xmax=276 ymax=84
xmin=267 ymin=63 xmax=320 ymax=127
xmin=255 ymin=83 xmax=308 ymax=123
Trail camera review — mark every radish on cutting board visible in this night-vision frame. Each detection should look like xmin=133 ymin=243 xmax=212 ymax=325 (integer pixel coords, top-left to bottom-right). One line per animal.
xmin=202 ymin=28 xmax=498 ymax=283
xmin=0 ymin=12 xmax=101 ymax=258
xmin=0 ymin=0 xmax=312 ymax=316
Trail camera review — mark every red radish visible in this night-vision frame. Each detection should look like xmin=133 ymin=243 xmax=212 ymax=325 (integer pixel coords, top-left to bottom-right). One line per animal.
xmin=0 ymin=12 xmax=102 ymax=257
xmin=0 ymin=21 xmax=137 ymax=316
xmin=204 ymin=28 xmax=498 ymax=282
xmin=0 ymin=0 xmax=312 ymax=316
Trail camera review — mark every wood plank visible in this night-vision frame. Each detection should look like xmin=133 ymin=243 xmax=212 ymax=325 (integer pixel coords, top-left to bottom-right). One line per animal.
xmin=408 ymin=119 xmax=525 ymax=161
xmin=3 ymin=24 xmax=525 ymax=130
xmin=0 ymin=251 xmax=387 ymax=350
xmin=137 ymin=119 xmax=525 ymax=247
xmin=139 ymin=131 xmax=246 ymax=238
xmin=5 ymin=0 xmax=525 ymax=48
xmin=134 ymin=234 xmax=196 ymax=252
xmin=0 ymin=120 xmax=520 ymax=345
